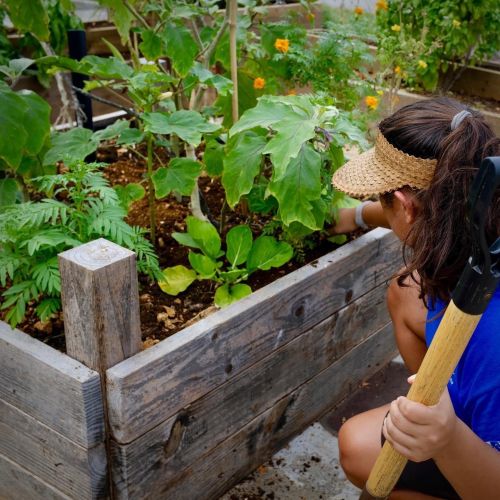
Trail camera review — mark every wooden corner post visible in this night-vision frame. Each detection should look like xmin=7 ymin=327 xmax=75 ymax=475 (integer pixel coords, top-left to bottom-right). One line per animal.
xmin=58 ymin=238 xmax=142 ymax=372
xmin=59 ymin=238 xmax=142 ymax=498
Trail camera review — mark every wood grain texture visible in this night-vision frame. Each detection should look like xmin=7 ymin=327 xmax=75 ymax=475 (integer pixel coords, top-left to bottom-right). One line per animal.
xmin=107 ymin=229 xmax=401 ymax=443
xmin=0 ymin=321 xmax=104 ymax=448
xmin=154 ymin=323 xmax=398 ymax=500
xmin=0 ymin=452 xmax=70 ymax=500
xmin=0 ymin=399 xmax=107 ymax=499
xmin=59 ymin=238 xmax=142 ymax=372
xmin=111 ymin=282 xmax=391 ymax=497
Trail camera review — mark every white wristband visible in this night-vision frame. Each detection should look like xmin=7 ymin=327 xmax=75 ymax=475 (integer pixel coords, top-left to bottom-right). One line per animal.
xmin=355 ymin=201 xmax=371 ymax=230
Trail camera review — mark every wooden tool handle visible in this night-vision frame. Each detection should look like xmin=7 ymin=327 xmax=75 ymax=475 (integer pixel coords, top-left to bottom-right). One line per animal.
xmin=363 ymin=300 xmax=482 ymax=499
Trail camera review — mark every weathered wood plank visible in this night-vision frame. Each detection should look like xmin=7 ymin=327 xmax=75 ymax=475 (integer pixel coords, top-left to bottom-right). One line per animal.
xmin=59 ymin=238 xmax=142 ymax=373
xmin=0 ymin=452 xmax=70 ymax=500
xmin=156 ymin=323 xmax=398 ymax=500
xmin=0 ymin=399 xmax=107 ymax=499
xmin=111 ymin=281 xmax=391 ymax=497
xmin=0 ymin=321 xmax=104 ymax=448
xmin=107 ymin=228 xmax=401 ymax=443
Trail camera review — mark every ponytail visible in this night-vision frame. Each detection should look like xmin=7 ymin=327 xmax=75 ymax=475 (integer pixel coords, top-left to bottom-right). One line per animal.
xmin=379 ymin=97 xmax=500 ymax=306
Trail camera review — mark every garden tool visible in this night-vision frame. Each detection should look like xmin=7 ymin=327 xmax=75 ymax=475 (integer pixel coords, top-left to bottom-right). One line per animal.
xmin=360 ymin=156 xmax=500 ymax=500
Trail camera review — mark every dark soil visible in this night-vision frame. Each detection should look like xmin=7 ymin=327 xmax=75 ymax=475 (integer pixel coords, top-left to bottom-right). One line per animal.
xmin=9 ymin=145 xmax=345 ymax=353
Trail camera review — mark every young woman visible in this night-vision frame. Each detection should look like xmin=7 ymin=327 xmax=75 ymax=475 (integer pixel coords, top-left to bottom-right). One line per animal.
xmin=331 ymin=97 xmax=500 ymax=499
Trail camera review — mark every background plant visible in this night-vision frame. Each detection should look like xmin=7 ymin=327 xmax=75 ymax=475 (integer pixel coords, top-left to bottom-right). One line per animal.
xmin=159 ymin=216 xmax=293 ymax=308
xmin=376 ymin=0 xmax=500 ymax=92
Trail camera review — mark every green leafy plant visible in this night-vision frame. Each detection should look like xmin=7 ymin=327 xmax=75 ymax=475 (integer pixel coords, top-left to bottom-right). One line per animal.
xmin=0 ymin=80 xmax=52 ymax=205
xmin=222 ymin=94 xmax=366 ymax=242
xmin=376 ymin=0 xmax=500 ymax=92
xmin=0 ymin=160 xmax=160 ymax=327
xmin=159 ymin=216 xmax=293 ymax=308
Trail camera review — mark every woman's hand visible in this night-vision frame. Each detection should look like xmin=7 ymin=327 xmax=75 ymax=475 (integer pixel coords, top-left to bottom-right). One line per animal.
xmin=382 ymin=375 xmax=458 ymax=462
xmin=329 ymin=208 xmax=358 ymax=234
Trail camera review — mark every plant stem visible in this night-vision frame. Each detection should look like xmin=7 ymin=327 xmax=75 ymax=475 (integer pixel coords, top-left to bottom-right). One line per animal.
xmin=146 ymin=132 xmax=156 ymax=243
xmin=229 ymin=0 xmax=239 ymax=124
xmin=187 ymin=144 xmax=208 ymax=221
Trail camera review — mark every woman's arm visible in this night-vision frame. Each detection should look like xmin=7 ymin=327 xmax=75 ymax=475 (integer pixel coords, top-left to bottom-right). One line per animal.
xmin=329 ymin=201 xmax=390 ymax=234
xmin=384 ymin=382 xmax=500 ymax=500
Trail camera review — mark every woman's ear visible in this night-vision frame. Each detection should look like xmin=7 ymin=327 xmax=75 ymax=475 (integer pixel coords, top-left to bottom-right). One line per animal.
xmin=393 ymin=190 xmax=419 ymax=224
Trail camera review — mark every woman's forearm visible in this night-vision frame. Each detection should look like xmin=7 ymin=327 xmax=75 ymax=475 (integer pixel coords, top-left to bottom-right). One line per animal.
xmin=435 ymin=419 xmax=500 ymax=499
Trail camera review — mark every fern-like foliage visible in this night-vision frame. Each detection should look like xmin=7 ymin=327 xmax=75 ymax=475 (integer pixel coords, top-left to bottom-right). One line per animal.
xmin=0 ymin=161 xmax=160 ymax=327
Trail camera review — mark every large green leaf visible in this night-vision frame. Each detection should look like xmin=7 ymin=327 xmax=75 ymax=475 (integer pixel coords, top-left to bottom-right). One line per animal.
xmin=114 ymin=183 xmax=145 ymax=209
xmin=43 ymin=128 xmax=99 ymax=166
xmin=142 ymin=110 xmax=220 ymax=147
xmin=97 ymin=0 xmax=135 ymax=43
xmin=229 ymin=98 xmax=293 ymax=136
xmin=268 ymin=145 xmax=322 ymax=230
xmin=162 ymin=23 xmax=198 ymax=77
xmin=188 ymin=252 xmax=216 ymax=279
xmin=139 ymin=29 xmax=163 ymax=61
xmin=186 ymin=216 xmax=221 ymax=260
xmin=226 ymin=225 xmax=253 ymax=267
xmin=151 ymin=158 xmax=202 ymax=198
xmin=247 ymin=236 xmax=293 ymax=272
xmin=0 ymin=86 xmax=29 ymax=168
xmin=214 ymin=283 xmax=252 ymax=308
xmin=158 ymin=265 xmax=197 ymax=295
xmin=81 ymin=55 xmax=134 ymax=79
xmin=18 ymin=91 xmax=51 ymax=156
xmin=203 ymin=139 xmax=224 ymax=176
xmin=4 ymin=0 xmax=49 ymax=40
xmin=263 ymin=116 xmax=317 ymax=179
xmin=0 ymin=178 xmax=19 ymax=206
xmin=222 ymin=131 xmax=267 ymax=208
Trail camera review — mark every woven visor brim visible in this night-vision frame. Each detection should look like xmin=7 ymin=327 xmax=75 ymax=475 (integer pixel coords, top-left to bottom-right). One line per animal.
xmin=332 ymin=147 xmax=423 ymax=198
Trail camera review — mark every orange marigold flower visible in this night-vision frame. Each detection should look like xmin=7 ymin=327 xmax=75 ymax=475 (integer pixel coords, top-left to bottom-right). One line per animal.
xmin=253 ymin=77 xmax=265 ymax=90
xmin=287 ymin=89 xmax=297 ymax=95
xmin=376 ymin=0 xmax=388 ymax=11
xmin=391 ymin=24 xmax=401 ymax=32
xmin=394 ymin=65 xmax=401 ymax=74
xmin=274 ymin=38 xmax=290 ymax=53
xmin=354 ymin=6 xmax=364 ymax=15
xmin=365 ymin=95 xmax=379 ymax=111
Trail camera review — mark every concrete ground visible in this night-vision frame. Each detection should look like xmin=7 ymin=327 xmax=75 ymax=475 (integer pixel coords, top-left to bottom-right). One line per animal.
xmin=220 ymin=357 xmax=409 ymax=500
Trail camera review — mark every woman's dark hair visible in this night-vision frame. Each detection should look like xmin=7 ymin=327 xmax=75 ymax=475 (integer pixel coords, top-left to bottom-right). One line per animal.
xmin=378 ymin=97 xmax=500 ymax=307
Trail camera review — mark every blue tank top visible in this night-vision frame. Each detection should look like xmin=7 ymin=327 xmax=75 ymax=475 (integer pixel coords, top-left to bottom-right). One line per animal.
xmin=426 ymin=285 xmax=500 ymax=451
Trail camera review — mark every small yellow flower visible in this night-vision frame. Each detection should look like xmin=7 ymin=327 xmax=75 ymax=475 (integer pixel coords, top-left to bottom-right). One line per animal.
xmin=418 ymin=60 xmax=428 ymax=69
xmin=287 ymin=89 xmax=297 ymax=95
xmin=365 ymin=95 xmax=379 ymax=111
xmin=391 ymin=24 xmax=401 ymax=32
xmin=394 ymin=65 xmax=401 ymax=74
xmin=253 ymin=77 xmax=265 ymax=90
xmin=452 ymin=19 xmax=461 ymax=28
xmin=354 ymin=6 xmax=364 ymax=15
xmin=376 ymin=90 xmax=384 ymax=96
xmin=376 ymin=0 xmax=388 ymax=11
xmin=274 ymin=38 xmax=290 ymax=54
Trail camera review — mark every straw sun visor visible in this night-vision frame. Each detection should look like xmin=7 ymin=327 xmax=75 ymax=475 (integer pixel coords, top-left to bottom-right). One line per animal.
xmin=332 ymin=133 xmax=437 ymax=198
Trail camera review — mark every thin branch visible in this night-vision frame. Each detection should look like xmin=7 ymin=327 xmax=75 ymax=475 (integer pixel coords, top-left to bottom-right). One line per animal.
xmin=197 ymin=16 xmax=229 ymax=62
xmin=123 ymin=0 xmax=150 ymax=29
xmin=71 ymin=86 xmax=141 ymax=118
xmin=191 ymin=18 xmax=204 ymax=49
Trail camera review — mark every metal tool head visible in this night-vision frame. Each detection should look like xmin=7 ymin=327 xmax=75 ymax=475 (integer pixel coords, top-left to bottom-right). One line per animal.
xmin=453 ymin=156 xmax=500 ymax=314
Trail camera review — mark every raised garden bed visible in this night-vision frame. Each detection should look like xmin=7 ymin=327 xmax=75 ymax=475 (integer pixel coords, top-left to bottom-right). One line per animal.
xmin=0 ymin=227 xmax=401 ymax=499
